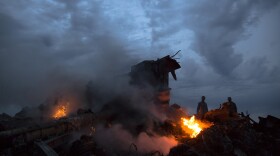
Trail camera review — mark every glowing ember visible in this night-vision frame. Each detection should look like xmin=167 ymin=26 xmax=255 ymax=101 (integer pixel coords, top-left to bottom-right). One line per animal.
xmin=53 ymin=105 xmax=67 ymax=119
xmin=181 ymin=115 xmax=212 ymax=138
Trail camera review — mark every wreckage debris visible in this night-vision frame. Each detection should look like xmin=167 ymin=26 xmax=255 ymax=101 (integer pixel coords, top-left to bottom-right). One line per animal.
xmin=130 ymin=54 xmax=181 ymax=113
xmin=169 ymin=115 xmax=280 ymax=156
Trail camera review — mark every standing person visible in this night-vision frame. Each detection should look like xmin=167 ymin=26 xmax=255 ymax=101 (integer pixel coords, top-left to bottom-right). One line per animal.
xmin=221 ymin=97 xmax=238 ymax=117
xmin=227 ymin=97 xmax=237 ymax=114
xmin=197 ymin=96 xmax=208 ymax=119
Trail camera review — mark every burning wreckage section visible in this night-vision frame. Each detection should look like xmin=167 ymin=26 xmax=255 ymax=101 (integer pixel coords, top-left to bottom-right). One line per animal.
xmin=1 ymin=54 xmax=280 ymax=156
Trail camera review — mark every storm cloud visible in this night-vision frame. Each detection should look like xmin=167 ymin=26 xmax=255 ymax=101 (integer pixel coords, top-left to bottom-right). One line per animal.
xmin=0 ymin=0 xmax=279 ymax=119
xmin=0 ymin=0 xmax=137 ymax=113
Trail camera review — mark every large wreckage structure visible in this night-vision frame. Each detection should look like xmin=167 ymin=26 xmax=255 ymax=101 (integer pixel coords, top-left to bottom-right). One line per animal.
xmin=130 ymin=52 xmax=181 ymax=110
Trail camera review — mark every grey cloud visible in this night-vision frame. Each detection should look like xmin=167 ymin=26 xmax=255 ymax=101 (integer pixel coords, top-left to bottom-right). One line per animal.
xmin=140 ymin=0 xmax=279 ymax=76
xmin=0 ymin=0 xmax=137 ymax=114
xmin=236 ymin=56 xmax=280 ymax=83
xmin=141 ymin=0 xmax=183 ymax=51
xmin=184 ymin=0 xmax=280 ymax=76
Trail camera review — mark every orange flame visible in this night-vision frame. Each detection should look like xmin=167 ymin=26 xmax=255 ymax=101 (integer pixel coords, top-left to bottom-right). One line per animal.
xmin=181 ymin=115 xmax=212 ymax=138
xmin=53 ymin=105 xmax=67 ymax=119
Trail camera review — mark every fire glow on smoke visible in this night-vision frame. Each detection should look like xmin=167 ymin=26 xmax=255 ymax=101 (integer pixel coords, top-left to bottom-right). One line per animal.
xmin=53 ymin=104 xmax=67 ymax=119
xmin=181 ymin=115 xmax=213 ymax=138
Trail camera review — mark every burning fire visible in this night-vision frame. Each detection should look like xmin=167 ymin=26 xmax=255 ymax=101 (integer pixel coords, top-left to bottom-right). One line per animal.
xmin=53 ymin=104 xmax=67 ymax=119
xmin=181 ymin=115 xmax=212 ymax=138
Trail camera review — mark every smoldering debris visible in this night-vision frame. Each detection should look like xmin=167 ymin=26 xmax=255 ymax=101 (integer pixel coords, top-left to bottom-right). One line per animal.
xmin=169 ymin=115 xmax=280 ymax=156
xmin=92 ymin=124 xmax=177 ymax=155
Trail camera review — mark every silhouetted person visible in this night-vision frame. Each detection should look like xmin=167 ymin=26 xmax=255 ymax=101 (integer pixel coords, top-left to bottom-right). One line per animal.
xmin=221 ymin=97 xmax=237 ymax=116
xmin=228 ymin=97 xmax=237 ymax=112
xmin=197 ymin=96 xmax=208 ymax=119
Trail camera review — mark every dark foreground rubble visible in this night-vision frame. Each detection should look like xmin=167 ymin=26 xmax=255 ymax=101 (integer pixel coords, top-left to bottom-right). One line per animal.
xmin=169 ymin=115 xmax=280 ymax=156
xmin=66 ymin=114 xmax=280 ymax=156
xmin=1 ymin=108 xmax=279 ymax=156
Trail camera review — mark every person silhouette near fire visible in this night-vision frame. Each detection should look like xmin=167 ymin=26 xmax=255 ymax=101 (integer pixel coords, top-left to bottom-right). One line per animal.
xmin=197 ymin=96 xmax=208 ymax=119
xmin=220 ymin=97 xmax=238 ymax=117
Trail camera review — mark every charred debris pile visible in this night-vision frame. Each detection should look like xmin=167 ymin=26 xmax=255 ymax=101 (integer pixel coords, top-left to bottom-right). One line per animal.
xmin=1 ymin=53 xmax=280 ymax=156
xmin=169 ymin=115 xmax=280 ymax=156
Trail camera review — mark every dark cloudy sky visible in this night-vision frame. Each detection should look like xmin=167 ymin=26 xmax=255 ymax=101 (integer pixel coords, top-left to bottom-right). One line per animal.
xmin=0 ymin=0 xmax=279 ymax=119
